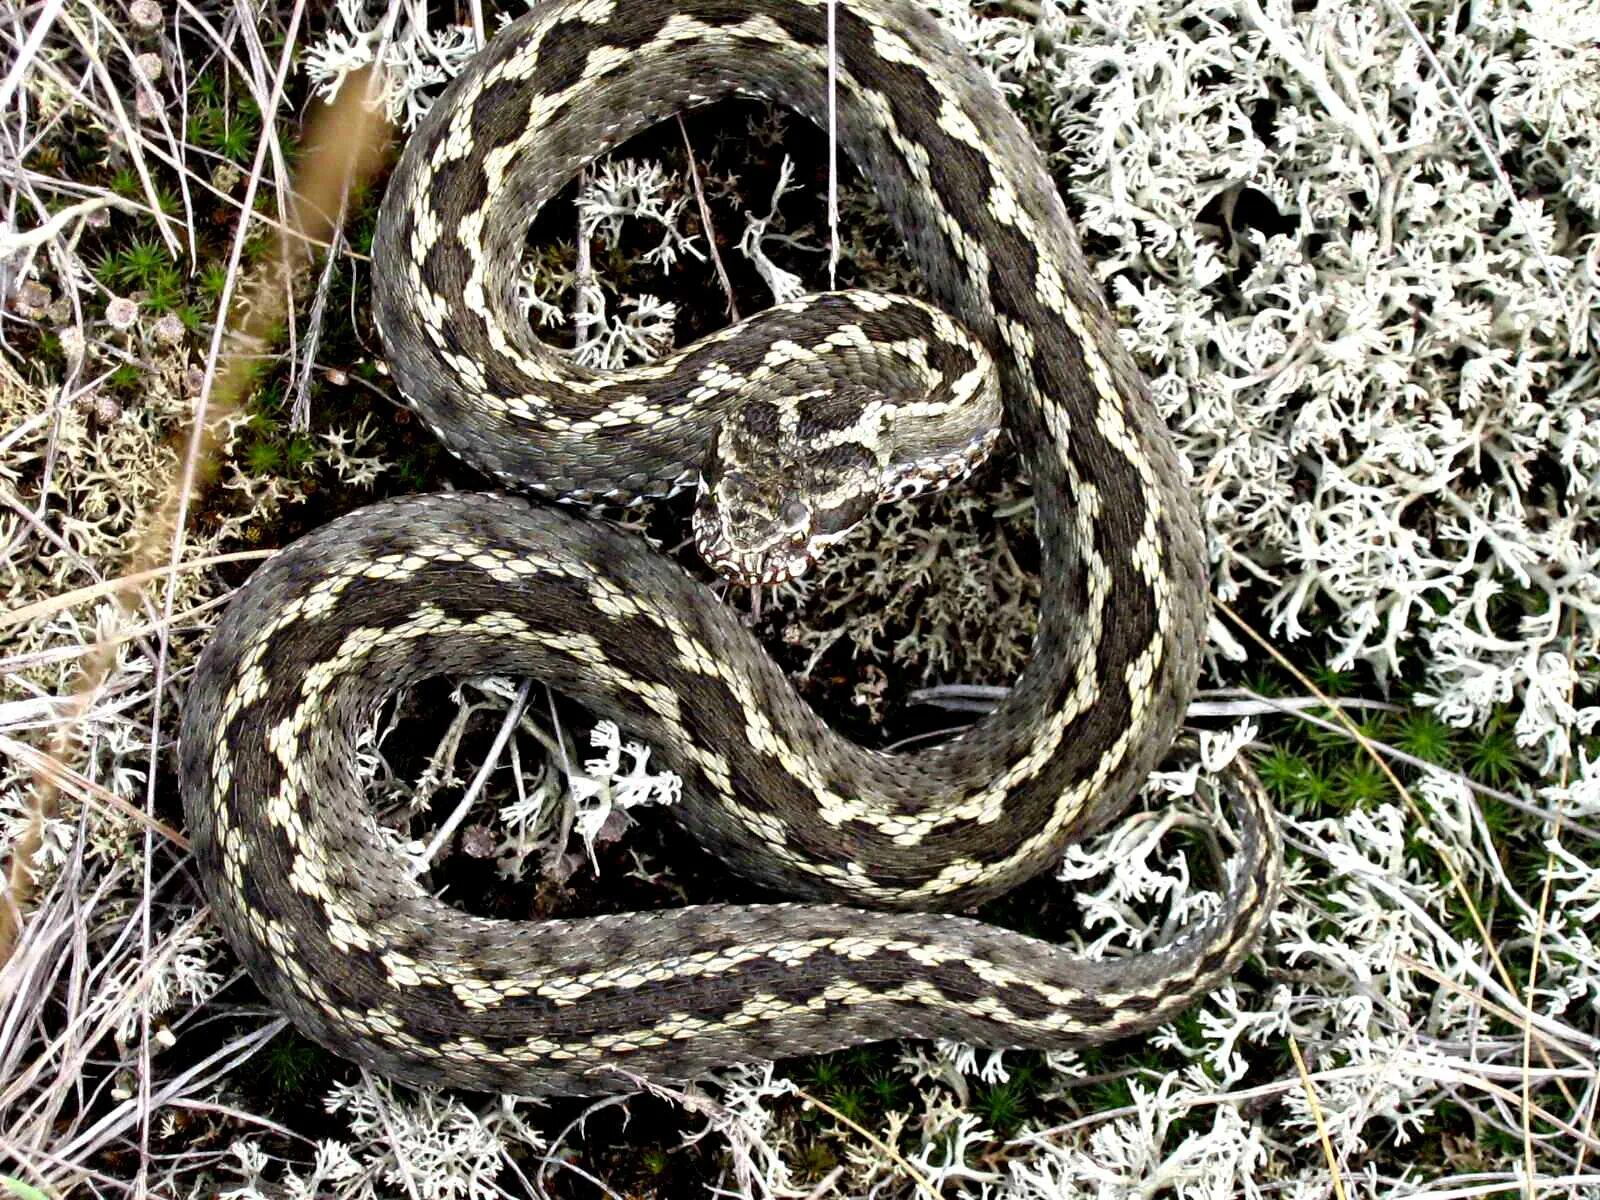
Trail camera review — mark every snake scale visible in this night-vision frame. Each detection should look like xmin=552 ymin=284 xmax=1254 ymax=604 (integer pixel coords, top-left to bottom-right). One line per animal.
xmin=179 ymin=0 xmax=1283 ymax=1095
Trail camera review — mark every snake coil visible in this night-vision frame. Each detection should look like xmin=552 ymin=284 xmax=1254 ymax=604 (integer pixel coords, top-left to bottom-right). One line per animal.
xmin=179 ymin=0 xmax=1282 ymax=1095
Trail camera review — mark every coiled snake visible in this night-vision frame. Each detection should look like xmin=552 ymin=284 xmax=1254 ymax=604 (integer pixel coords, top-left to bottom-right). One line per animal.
xmin=179 ymin=0 xmax=1283 ymax=1095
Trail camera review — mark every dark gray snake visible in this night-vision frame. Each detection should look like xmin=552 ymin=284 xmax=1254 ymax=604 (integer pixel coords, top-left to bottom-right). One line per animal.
xmin=179 ymin=0 xmax=1282 ymax=1095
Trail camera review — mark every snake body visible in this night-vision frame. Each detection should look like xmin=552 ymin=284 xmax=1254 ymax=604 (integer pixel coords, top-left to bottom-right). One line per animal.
xmin=179 ymin=0 xmax=1282 ymax=1095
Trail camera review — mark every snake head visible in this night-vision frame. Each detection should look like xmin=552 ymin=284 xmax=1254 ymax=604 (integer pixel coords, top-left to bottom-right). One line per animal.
xmin=693 ymin=392 xmax=882 ymax=586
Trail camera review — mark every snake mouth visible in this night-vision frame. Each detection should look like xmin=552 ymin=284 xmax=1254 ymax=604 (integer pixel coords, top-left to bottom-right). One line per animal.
xmin=691 ymin=506 xmax=814 ymax=586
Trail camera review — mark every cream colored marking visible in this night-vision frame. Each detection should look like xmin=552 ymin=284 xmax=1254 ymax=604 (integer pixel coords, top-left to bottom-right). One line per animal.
xmin=985 ymin=175 xmax=1027 ymax=232
xmin=847 ymin=291 xmax=894 ymax=314
xmin=935 ymin=98 xmax=985 ymax=150
xmin=570 ymin=0 xmax=618 ymax=22
xmin=581 ymin=43 xmax=632 ymax=80
xmin=867 ymin=22 xmax=919 ymax=66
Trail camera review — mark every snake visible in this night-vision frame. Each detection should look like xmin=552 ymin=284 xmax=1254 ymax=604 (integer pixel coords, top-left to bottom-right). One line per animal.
xmin=179 ymin=0 xmax=1283 ymax=1096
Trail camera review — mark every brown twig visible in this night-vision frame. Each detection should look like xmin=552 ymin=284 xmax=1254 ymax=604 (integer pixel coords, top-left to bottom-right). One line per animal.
xmin=676 ymin=112 xmax=739 ymax=320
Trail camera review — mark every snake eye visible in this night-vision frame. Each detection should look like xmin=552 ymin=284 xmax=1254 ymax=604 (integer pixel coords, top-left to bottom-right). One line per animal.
xmin=780 ymin=499 xmax=809 ymax=529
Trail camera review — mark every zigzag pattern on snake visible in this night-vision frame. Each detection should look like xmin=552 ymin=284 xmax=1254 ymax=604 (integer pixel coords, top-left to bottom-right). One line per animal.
xmin=178 ymin=0 xmax=1283 ymax=1096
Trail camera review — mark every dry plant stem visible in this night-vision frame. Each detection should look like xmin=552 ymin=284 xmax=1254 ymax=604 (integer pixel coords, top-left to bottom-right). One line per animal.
xmin=0 ymin=67 xmax=390 ymax=976
xmin=0 ymin=477 xmax=164 ymax=653
xmin=1 ymin=901 xmax=219 ymax=1127
xmin=0 ymin=550 xmax=278 ymax=634
xmin=0 ymin=195 xmax=147 ymax=258
xmin=573 ymin=166 xmax=600 ymax=334
xmin=0 ymin=736 xmax=187 ymax=852
xmin=1289 ymin=1033 xmax=1350 ymax=1200
xmin=40 ymin=8 xmax=186 ymax=257
xmin=290 ymin=194 xmax=352 ymax=430
xmin=540 ymin=1156 xmax=628 ymax=1200
xmin=8 ymin=150 xmax=350 ymax=263
xmin=361 ymin=1068 xmax=425 ymax=1200
xmin=74 ymin=1 xmax=198 ymax=253
xmin=0 ymin=592 xmax=237 ymax=675
xmin=123 ymin=36 xmax=383 ymax=1185
xmin=534 ymin=1093 xmax=635 ymax=1196
xmin=46 ymin=1017 xmax=288 ymax=1168
xmin=1521 ymin=609 xmax=1580 ymax=1193
xmin=1011 ymin=1058 xmax=1600 ymax=1166
xmin=0 ymin=1 xmax=62 ymax=110
xmin=824 ymin=0 xmax=839 ymax=285
xmin=675 ymin=113 xmax=739 ymax=319
xmin=1 ymin=635 xmax=116 ymax=966
xmin=418 ymin=679 xmax=534 ymax=867
xmin=793 ymin=1084 xmax=940 ymax=1200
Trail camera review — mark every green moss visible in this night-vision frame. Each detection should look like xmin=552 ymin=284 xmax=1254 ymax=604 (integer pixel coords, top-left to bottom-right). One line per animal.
xmin=107 ymin=363 xmax=141 ymax=392
xmin=793 ymin=1141 xmax=838 ymax=1181
xmin=828 ymin=1084 xmax=869 ymax=1126
xmin=251 ymin=1029 xmax=331 ymax=1099
xmin=867 ymin=1068 xmax=908 ymax=1111
xmin=1082 ymin=1074 xmax=1134 ymax=1112
xmin=1395 ymin=711 xmax=1459 ymax=767
xmin=142 ymin=265 xmax=185 ymax=312
xmin=1307 ymin=664 xmax=1358 ymax=698
xmin=792 ymin=1042 xmax=925 ymax=1143
xmin=284 ymin=434 xmax=318 ymax=473
xmin=972 ymin=1065 xmax=1037 ymax=1134
xmin=244 ymin=440 xmax=283 ymax=475
xmin=99 ymin=237 xmax=172 ymax=291
xmin=805 ymin=1056 xmax=844 ymax=1092
xmin=193 ymin=102 xmax=259 ymax=163
xmin=1256 ymin=746 xmax=1312 ymax=801
xmin=198 ymin=262 xmax=232 ymax=301
xmin=1332 ymin=758 xmax=1391 ymax=810
xmin=395 ymin=444 xmax=443 ymax=490
xmin=191 ymin=72 xmax=222 ymax=104
xmin=1465 ymin=718 xmax=1522 ymax=788
xmin=1245 ymin=669 xmax=1283 ymax=698
xmin=34 ymin=331 xmax=64 ymax=369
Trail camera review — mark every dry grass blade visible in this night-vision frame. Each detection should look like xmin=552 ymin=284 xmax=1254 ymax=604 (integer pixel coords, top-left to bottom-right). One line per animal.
xmin=0 ymin=34 xmax=391 ymax=1191
xmin=0 ymin=64 xmax=390 ymax=966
